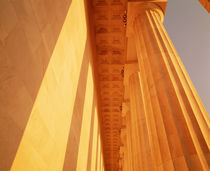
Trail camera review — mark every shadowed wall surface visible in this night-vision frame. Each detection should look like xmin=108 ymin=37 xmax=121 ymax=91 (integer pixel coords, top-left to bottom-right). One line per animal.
xmin=0 ymin=0 xmax=73 ymax=169
xmin=164 ymin=0 xmax=210 ymax=114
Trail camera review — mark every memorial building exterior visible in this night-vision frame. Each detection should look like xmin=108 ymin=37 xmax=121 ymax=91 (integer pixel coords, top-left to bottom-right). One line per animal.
xmin=0 ymin=0 xmax=209 ymax=170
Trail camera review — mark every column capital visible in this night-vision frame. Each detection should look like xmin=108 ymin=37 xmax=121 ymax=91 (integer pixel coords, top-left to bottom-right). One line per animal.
xmin=126 ymin=0 xmax=167 ymax=36
xmin=124 ymin=63 xmax=139 ymax=86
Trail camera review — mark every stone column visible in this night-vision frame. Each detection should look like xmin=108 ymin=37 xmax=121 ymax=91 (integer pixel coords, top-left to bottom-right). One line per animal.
xmin=121 ymin=101 xmax=132 ymax=171
xmin=123 ymin=63 xmax=140 ymax=171
xmin=127 ymin=1 xmax=210 ymax=170
xmin=129 ymin=72 xmax=157 ymax=171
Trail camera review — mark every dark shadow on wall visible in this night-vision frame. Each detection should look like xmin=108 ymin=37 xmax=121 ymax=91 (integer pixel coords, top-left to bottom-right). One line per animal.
xmin=0 ymin=0 xmax=72 ymax=170
xmin=86 ymin=97 xmax=96 ymax=171
xmin=95 ymin=127 xmax=99 ymax=170
xmin=63 ymin=42 xmax=90 ymax=171
xmin=95 ymin=128 xmax=99 ymax=171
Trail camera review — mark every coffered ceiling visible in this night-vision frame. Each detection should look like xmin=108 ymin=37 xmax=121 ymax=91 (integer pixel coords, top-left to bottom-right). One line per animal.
xmin=92 ymin=0 xmax=127 ymax=170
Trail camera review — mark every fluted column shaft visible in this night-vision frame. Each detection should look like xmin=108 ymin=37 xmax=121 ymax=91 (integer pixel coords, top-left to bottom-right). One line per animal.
xmin=125 ymin=110 xmax=134 ymax=171
xmin=127 ymin=3 xmax=209 ymax=170
xmin=129 ymin=72 xmax=158 ymax=171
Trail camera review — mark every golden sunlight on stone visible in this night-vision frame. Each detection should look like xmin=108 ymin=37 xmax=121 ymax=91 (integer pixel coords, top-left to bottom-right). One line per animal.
xmin=0 ymin=0 xmax=209 ymax=170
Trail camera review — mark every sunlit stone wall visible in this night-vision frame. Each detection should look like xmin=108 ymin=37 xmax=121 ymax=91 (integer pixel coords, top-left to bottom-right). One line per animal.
xmin=0 ymin=0 xmax=104 ymax=170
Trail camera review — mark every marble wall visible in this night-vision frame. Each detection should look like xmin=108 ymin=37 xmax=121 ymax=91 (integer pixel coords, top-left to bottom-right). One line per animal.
xmin=0 ymin=0 xmax=104 ymax=170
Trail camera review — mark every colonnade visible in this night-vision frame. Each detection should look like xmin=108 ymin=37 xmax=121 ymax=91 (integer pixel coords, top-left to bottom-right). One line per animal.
xmin=122 ymin=2 xmax=210 ymax=170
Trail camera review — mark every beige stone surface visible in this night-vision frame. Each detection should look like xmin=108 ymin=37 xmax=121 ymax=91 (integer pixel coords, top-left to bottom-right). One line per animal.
xmin=0 ymin=0 xmax=105 ymax=170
